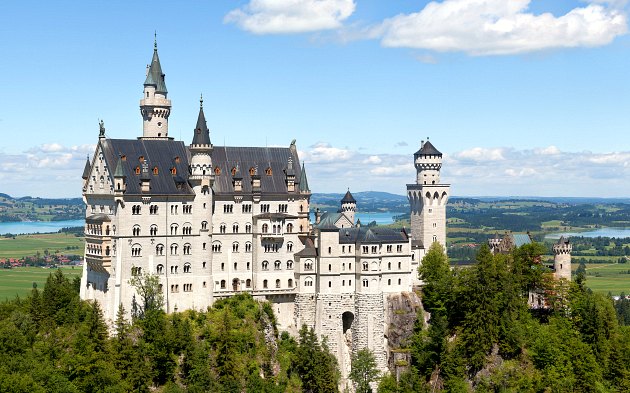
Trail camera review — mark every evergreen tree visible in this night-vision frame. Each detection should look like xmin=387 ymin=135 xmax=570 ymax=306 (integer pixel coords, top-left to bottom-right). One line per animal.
xmin=349 ymin=348 xmax=380 ymax=393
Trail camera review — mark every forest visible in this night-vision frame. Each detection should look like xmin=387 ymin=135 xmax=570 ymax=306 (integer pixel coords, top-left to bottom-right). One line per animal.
xmin=2 ymin=243 xmax=630 ymax=392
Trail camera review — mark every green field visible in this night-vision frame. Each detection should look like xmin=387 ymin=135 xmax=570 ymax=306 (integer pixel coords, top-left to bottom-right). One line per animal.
xmin=0 ymin=233 xmax=84 ymax=258
xmin=0 ymin=266 xmax=82 ymax=300
xmin=576 ymin=263 xmax=630 ymax=295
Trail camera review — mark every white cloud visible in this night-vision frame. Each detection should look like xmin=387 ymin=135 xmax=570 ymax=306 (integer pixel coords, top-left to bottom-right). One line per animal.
xmin=453 ymin=147 xmax=505 ymax=161
xmin=373 ymin=0 xmax=627 ymax=55
xmin=363 ymin=155 xmax=382 ymax=164
xmin=535 ymin=145 xmax=561 ymax=155
xmin=225 ymin=0 xmax=356 ymax=34
xmin=300 ymin=142 xmax=354 ymax=163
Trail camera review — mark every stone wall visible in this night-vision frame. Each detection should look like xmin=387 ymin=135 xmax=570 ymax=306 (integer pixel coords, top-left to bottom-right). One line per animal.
xmin=355 ymin=293 xmax=387 ymax=372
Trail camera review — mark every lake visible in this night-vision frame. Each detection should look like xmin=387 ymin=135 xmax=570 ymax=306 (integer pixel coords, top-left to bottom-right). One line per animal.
xmin=0 ymin=220 xmax=84 ymax=235
xmin=355 ymin=212 xmax=399 ymax=225
xmin=545 ymin=228 xmax=630 ymax=240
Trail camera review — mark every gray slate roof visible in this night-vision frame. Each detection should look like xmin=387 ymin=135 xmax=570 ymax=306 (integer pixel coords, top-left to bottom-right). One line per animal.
xmin=339 ymin=227 xmax=409 ymax=244
xmin=211 ymin=146 xmax=302 ymax=195
xmin=101 ymin=139 xmax=193 ymax=195
xmin=299 ymin=162 xmax=310 ymax=192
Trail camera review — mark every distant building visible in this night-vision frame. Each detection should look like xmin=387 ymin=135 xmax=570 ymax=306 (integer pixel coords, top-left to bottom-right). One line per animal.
xmin=80 ymin=40 xmax=450 ymax=382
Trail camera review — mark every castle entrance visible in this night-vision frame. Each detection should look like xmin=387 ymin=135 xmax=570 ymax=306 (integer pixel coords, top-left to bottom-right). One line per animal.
xmin=232 ymin=278 xmax=240 ymax=291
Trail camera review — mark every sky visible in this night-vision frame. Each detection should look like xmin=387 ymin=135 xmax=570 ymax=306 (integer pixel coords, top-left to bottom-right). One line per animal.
xmin=0 ymin=0 xmax=629 ymax=198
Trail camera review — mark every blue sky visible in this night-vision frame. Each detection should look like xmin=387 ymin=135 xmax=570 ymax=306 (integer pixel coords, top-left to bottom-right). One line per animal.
xmin=0 ymin=0 xmax=629 ymax=198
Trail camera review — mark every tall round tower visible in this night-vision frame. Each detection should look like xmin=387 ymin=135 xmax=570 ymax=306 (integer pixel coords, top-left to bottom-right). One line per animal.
xmin=553 ymin=236 xmax=572 ymax=281
xmin=407 ymin=139 xmax=450 ymax=255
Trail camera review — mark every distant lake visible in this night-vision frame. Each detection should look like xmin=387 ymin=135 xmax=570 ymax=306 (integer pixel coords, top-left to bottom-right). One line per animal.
xmin=355 ymin=212 xmax=399 ymax=225
xmin=0 ymin=220 xmax=84 ymax=235
xmin=545 ymin=227 xmax=630 ymax=240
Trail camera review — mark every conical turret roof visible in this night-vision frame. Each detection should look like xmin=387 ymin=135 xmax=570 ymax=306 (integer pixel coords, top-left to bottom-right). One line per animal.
xmin=299 ymin=162 xmax=310 ymax=192
xmin=114 ymin=156 xmax=125 ymax=178
xmin=82 ymin=156 xmax=91 ymax=179
xmin=341 ymin=189 xmax=356 ymax=203
xmin=192 ymin=97 xmax=211 ymax=146
xmin=144 ymin=40 xmax=168 ymax=94
xmin=415 ymin=140 xmax=442 ymax=157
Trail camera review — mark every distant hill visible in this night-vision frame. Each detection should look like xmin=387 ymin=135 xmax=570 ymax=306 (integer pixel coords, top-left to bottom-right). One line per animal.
xmin=311 ymin=191 xmax=408 ymax=213
xmin=0 ymin=193 xmax=84 ymax=222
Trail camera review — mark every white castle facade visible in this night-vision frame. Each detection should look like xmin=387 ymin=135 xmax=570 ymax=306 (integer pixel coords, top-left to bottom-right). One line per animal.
xmin=80 ymin=42 xmax=450 ymax=379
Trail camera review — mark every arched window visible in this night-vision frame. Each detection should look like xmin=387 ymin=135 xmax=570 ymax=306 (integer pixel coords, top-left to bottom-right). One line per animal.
xmin=265 ymin=167 xmax=272 ymax=176
xmin=156 ymin=244 xmax=164 ymax=256
xmin=105 ymin=246 xmax=110 ymax=256
xmin=214 ymin=166 xmax=221 ymax=175
xmin=170 ymin=224 xmax=178 ymax=235
xmin=262 ymin=260 xmax=269 ymax=270
xmin=245 ymin=242 xmax=252 ymax=252
xmin=233 ymin=223 xmax=239 ymax=233
xmin=287 ymin=260 xmax=293 ymax=269
xmin=245 ymin=223 xmax=252 ymax=233
xmin=153 ymin=166 xmax=159 ymax=175
xmin=156 ymin=264 xmax=164 ymax=274
xmin=220 ymin=223 xmax=226 ymax=234
xmin=388 ymin=262 xmax=391 ymax=270
xmin=201 ymin=221 xmax=208 ymax=230
xmin=131 ymin=266 xmax=142 ymax=276
xmin=132 ymin=225 xmax=140 ymax=236
xmin=275 ymin=279 xmax=281 ymax=288
xmin=212 ymin=242 xmax=222 ymax=253
xmin=286 ymin=223 xmax=293 ymax=233
xmin=131 ymin=244 xmax=142 ymax=257
xmin=150 ymin=225 xmax=158 ymax=236
xmin=246 ymin=279 xmax=251 ymax=288
xmin=305 ymin=277 xmax=313 ymax=287
xmin=220 ymin=280 xmax=226 ymax=289
xmin=287 ymin=242 xmax=293 ymax=252
xmin=170 ymin=244 xmax=178 ymax=255
xmin=363 ymin=279 xmax=368 ymax=287
xmin=362 ymin=262 xmax=368 ymax=271
xmin=183 ymin=243 xmax=191 ymax=255
xmin=288 ymin=278 xmax=293 ymax=287
xmin=262 ymin=223 xmax=268 ymax=233
xmin=249 ymin=167 xmax=256 ymax=176
xmin=263 ymin=279 xmax=268 ymax=289
xmin=274 ymin=260 xmax=281 ymax=270
xmin=305 ymin=260 xmax=313 ymax=270
xmin=232 ymin=242 xmax=239 ymax=252
xmin=183 ymin=263 xmax=191 ymax=273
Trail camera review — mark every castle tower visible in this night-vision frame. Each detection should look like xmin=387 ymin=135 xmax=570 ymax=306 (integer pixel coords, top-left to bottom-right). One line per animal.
xmin=340 ymin=189 xmax=356 ymax=224
xmin=139 ymin=37 xmax=171 ymax=139
xmin=407 ymin=139 xmax=450 ymax=255
xmin=553 ymin=236 xmax=572 ymax=281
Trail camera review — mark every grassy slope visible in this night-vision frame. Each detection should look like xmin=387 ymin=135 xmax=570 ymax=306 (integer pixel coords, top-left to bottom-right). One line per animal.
xmin=0 ymin=233 xmax=84 ymax=258
xmin=0 ymin=266 xmax=82 ymax=300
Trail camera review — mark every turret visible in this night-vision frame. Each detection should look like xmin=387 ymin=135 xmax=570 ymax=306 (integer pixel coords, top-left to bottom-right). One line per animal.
xmin=340 ymin=189 xmax=356 ymax=224
xmin=414 ymin=139 xmax=442 ymax=185
xmin=189 ymin=95 xmax=213 ymax=188
xmin=139 ymin=36 xmax=172 ymax=139
xmin=553 ymin=236 xmax=572 ymax=281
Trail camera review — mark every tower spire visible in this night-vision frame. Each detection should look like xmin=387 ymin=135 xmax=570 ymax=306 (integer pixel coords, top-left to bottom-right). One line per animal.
xmin=192 ymin=94 xmax=211 ymax=146
xmin=140 ymin=38 xmax=171 ymax=139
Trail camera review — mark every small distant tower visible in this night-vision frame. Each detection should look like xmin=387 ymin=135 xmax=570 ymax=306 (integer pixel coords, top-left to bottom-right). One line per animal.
xmin=553 ymin=236 xmax=572 ymax=281
xmin=340 ymin=189 xmax=357 ymax=224
xmin=407 ymin=139 xmax=450 ymax=253
xmin=488 ymin=233 xmax=502 ymax=254
xmin=140 ymin=36 xmax=171 ymax=139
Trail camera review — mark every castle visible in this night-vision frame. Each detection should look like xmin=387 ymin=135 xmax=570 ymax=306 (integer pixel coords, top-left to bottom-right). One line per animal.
xmin=80 ymin=41 xmax=450 ymax=380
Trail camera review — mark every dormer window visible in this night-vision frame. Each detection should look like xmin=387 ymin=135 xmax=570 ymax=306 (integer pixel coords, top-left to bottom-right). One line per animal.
xmin=265 ymin=167 xmax=272 ymax=176
xmin=249 ymin=167 xmax=256 ymax=176
xmin=215 ymin=167 xmax=221 ymax=175
xmin=139 ymin=156 xmax=145 ymax=162
xmin=121 ymin=155 xmax=127 ymax=162
xmin=171 ymin=167 xmax=177 ymax=175
xmin=153 ymin=166 xmax=159 ymax=175
xmin=174 ymin=156 xmax=181 ymax=163
xmin=135 ymin=166 xmax=141 ymax=175
xmin=231 ymin=167 xmax=237 ymax=176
